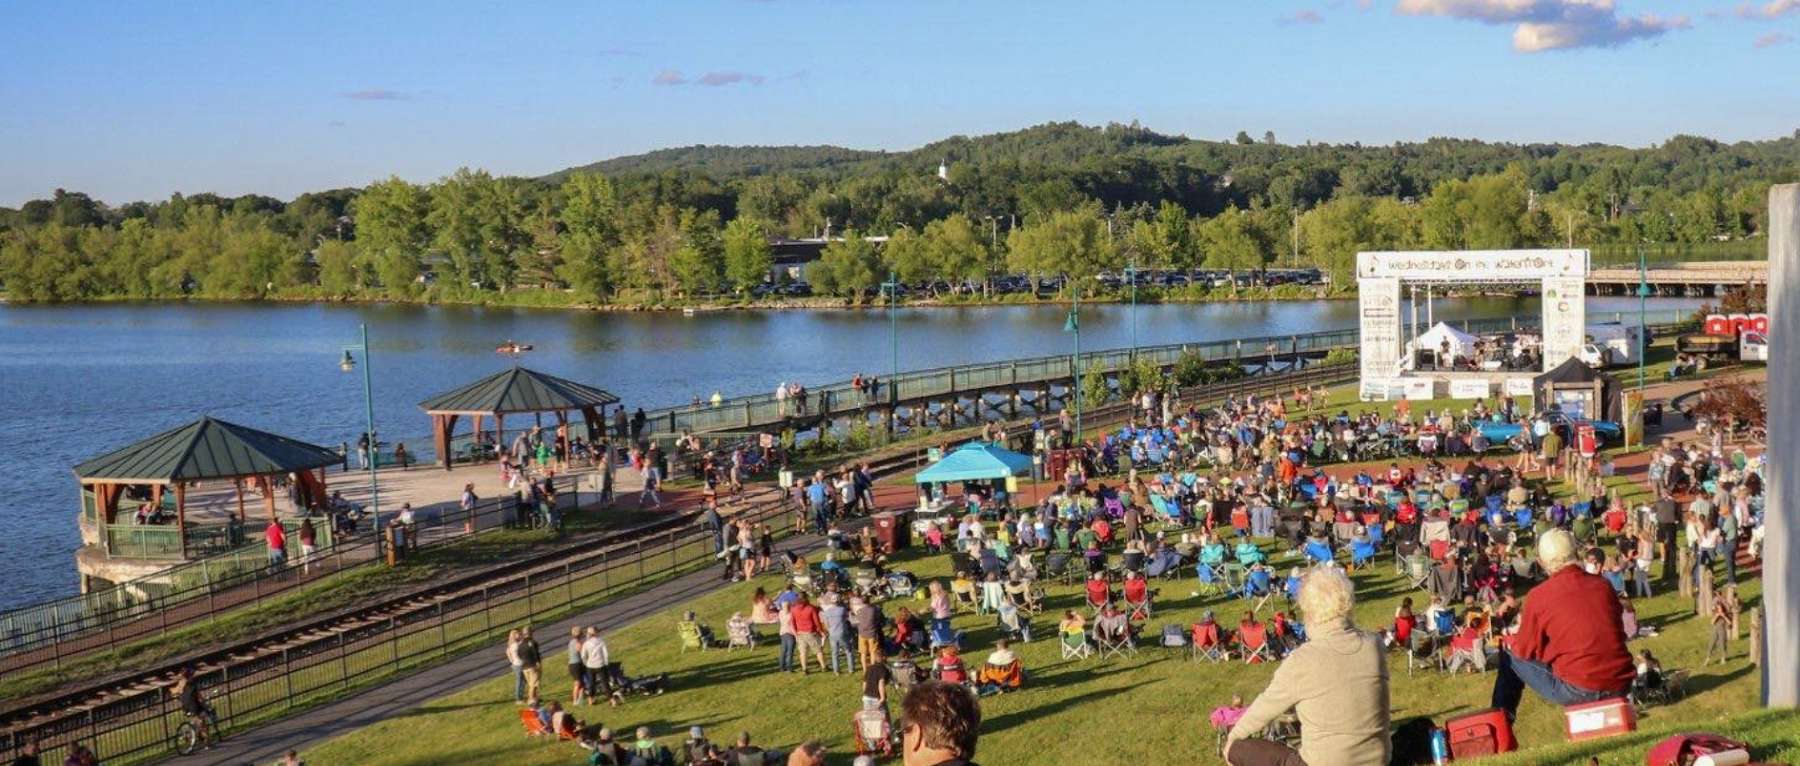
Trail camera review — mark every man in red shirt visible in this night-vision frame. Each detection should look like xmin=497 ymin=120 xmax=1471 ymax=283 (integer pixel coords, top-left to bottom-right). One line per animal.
xmin=788 ymin=594 xmax=827 ymax=674
xmin=1491 ymin=529 xmax=1634 ymax=721
xmin=264 ymin=519 xmax=287 ymax=571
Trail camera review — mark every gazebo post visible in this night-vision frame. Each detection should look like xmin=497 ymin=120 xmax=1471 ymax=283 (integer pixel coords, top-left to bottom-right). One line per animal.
xmin=496 ymin=414 xmax=505 ymax=461
xmin=235 ymin=479 xmax=247 ymax=522
xmin=174 ymin=482 xmax=187 ymax=560
xmin=259 ymin=475 xmax=278 ymax=523
xmin=471 ymin=414 xmax=484 ymax=461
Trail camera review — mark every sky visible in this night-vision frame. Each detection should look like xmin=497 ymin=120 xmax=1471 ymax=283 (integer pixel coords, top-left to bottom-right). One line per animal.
xmin=1 ymin=0 xmax=1797 ymax=207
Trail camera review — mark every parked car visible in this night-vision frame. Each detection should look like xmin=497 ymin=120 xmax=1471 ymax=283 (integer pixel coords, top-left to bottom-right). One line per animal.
xmin=1477 ymin=410 xmax=1622 ymax=449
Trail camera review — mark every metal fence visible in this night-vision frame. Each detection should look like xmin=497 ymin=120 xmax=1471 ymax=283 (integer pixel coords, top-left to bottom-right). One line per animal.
xmin=0 ymin=492 xmax=788 ymax=766
xmin=0 ymin=475 xmax=579 ymax=677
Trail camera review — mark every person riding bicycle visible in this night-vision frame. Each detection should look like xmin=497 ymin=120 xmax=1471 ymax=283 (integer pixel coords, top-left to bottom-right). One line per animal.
xmin=172 ymin=666 xmax=219 ymax=749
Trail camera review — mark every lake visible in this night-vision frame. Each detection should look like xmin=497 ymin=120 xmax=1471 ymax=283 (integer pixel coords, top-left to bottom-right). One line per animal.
xmin=0 ymin=294 xmax=1701 ymax=609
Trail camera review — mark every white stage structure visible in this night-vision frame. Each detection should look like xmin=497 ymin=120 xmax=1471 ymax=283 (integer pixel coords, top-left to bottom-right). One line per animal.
xmin=1357 ymin=249 xmax=1589 ymax=400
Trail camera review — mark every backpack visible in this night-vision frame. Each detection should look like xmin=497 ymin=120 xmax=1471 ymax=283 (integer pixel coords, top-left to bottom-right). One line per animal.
xmin=1388 ymin=716 xmax=1438 ymax=766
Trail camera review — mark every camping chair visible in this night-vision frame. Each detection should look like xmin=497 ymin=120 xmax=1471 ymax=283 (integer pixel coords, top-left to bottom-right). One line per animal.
xmin=1238 ymin=621 xmax=1273 ymax=664
xmin=1241 ymin=568 xmax=1274 ymax=613
xmin=950 ymin=578 xmax=980 ymax=614
xmin=1304 ymin=540 xmax=1334 ymax=566
xmin=1124 ymin=577 xmax=1155 ymax=621
xmin=726 ymin=617 xmax=756 ymax=650
xmin=789 ymin=570 xmax=817 ymax=596
xmin=950 ymin=551 xmax=978 ymax=576
xmin=1004 ymin=580 xmax=1038 ymax=614
xmin=1196 ymin=563 xmax=1228 ymax=598
xmin=852 ymin=705 xmax=895 ymax=757
xmin=1406 ymin=628 xmax=1443 ymax=675
xmin=678 ymin=620 xmax=713 ymax=652
xmin=996 ymin=603 xmax=1033 ymax=643
xmin=886 ymin=570 xmax=918 ymax=599
xmin=1190 ymin=622 xmax=1231 ymax=663
xmin=1093 ymin=617 xmax=1137 ymax=659
xmin=1044 ymin=551 xmax=1072 ymax=583
xmin=928 ymin=620 xmax=964 ymax=650
xmin=977 ymin=660 xmax=1025 ymax=694
xmin=1060 ymin=629 xmax=1093 ymax=660
xmin=1222 ymin=562 xmax=1248 ymax=592
xmin=1350 ymin=540 xmax=1379 ymax=570
xmin=520 ymin=708 xmax=549 ymax=737
xmin=852 ymin=568 xmax=886 ymax=600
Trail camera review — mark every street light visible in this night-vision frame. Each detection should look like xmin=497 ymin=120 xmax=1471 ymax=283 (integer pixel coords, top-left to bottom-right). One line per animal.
xmin=1123 ymin=258 xmax=1138 ymax=361
xmin=1636 ymin=246 xmax=1649 ymax=391
xmin=1063 ymin=280 xmax=1083 ymax=444
xmin=340 ymin=323 xmax=380 ymax=535
xmin=882 ymin=271 xmax=900 ymax=433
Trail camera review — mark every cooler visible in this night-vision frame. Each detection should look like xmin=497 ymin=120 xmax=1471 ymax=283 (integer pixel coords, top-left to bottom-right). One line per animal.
xmin=1562 ymin=697 xmax=1635 ymax=742
xmin=1444 ymin=708 xmax=1516 ymax=758
xmin=873 ymin=510 xmax=912 ymax=553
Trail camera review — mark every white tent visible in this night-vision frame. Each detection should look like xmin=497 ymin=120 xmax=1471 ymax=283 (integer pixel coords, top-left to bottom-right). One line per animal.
xmin=1408 ymin=322 xmax=1479 ymax=358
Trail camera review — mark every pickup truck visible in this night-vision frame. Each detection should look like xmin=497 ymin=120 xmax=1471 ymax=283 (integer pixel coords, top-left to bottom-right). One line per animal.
xmin=1477 ymin=412 xmax=1622 ymax=449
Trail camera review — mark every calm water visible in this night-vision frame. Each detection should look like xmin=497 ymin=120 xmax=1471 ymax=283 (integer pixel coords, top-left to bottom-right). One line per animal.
xmin=0 ymin=295 xmax=1699 ymax=609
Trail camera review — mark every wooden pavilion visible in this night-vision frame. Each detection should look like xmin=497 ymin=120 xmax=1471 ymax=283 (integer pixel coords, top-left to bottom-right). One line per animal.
xmin=419 ymin=367 xmax=620 ymax=470
xmin=74 ymin=416 xmax=343 ymax=559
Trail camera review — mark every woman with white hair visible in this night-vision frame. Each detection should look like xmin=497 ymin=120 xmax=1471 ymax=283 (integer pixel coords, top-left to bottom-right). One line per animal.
xmin=1224 ymin=567 xmax=1390 ymax=766
xmin=1490 ymin=528 xmax=1634 ymax=721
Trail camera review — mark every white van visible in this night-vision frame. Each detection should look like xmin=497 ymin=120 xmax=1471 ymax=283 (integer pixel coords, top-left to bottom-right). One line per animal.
xmin=1578 ymin=323 xmax=1641 ymax=368
xmin=1740 ymin=331 xmax=1769 ymax=363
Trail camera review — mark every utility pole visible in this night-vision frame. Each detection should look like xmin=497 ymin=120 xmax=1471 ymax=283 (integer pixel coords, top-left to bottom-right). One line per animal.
xmin=1764 ymin=183 xmax=1798 ymax=706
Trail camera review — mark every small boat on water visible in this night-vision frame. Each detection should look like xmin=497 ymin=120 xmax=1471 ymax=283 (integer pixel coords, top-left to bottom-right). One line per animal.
xmin=496 ymin=341 xmax=534 ymax=355
xmin=682 ymin=307 xmax=697 ymax=317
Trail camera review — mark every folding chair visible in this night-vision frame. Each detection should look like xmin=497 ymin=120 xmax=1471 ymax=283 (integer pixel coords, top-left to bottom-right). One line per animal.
xmin=1093 ymin=621 xmax=1137 ymax=660
xmin=928 ymin=620 xmax=963 ymax=650
xmin=1124 ymin=578 xmax=1155 ymax=621
xmin=1222 ymin=562 xmax=1248 ymax=593
xmin=1304 ymin=540 xmax=1334 ymax=566
xmin=950 ymin=579 xmax=980 ymax=614
xmin=1401 ymin=554 xmax=1432 ymax=592
xmin=1406 ymin=628 xmax=1443 ymax=675
xmin=1241 ymin=569 xmax=1274 ymax=613
xmin=1238 ymin=622 xmax=1272 ymax=664
xmin=1196 ymin=563 xmax=1228 ymax=598
xmin=852 ymin=705 xmax=895 ymax=757
xmin=726 ymin=618 xmax=757 ymax=650
xmin=1059 ymin=630 xmax=1093 ymax=660
xmin=1189 ymin=622 xmax=1231 ymax=663
xmin=1350 ymin=541 xmax=1379 ymax=570
xmin=678 ymin=621 xmax=712 ymax=652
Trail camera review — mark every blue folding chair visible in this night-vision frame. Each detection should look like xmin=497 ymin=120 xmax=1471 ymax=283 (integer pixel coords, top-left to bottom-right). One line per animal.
xmin=1351 ymin=540 xmax=1378 ymax=569
xmin=1196 ymin=563 xmax=1227 ymax=598
xmin=1367 ymin=524 xmax=1385 ymax=546
xmin=1513 ymin=508 xmax=1533 ymax=529
xmin=1304 ymin=540 xmax=1334 ymax=566
xmin=1484 ymin=494 xmax=1505 ymax=516
xmin=1242 ymin=568 xmax=1274 ymax=611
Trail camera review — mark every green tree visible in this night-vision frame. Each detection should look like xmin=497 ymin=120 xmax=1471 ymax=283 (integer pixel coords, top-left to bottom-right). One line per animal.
xmin=1005 ymin=205 xmax=1113 ymax=289
xmin=667 ymin=208 xmax=724 ymax=295
xmin=350 ymin=177 xmax=428 ymax=294
xmin=315 ymin=239 xmax=360 ymax=294
xmin=923 ymin=213 xmax=989 ymax=291
xmin=722 ymin=217 xmax=773 ymax=293
xmin=1081 ymin=359 xmax=1111 ymax=408
xmin=812 ymin=230 xmax=881 ymax=298
xmin=1195 ymin=207 xmax=1265 ymax=275
xmin=882 ymin=226 xmax=933 ymax=289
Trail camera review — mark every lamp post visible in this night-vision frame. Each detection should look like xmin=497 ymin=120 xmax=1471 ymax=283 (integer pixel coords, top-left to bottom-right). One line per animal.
xmin=1636 ymin=246 xmax=1649 ymax=391
xmin=883 ymin=271 xmax=900 ymax=434
xmin=1064 ymin=281 xmax=1083 ymax=444
xmin=340 ymin=323 xmax=380 ymax=535
xmin=1124 ymin=258 xmax=1138 ymax=361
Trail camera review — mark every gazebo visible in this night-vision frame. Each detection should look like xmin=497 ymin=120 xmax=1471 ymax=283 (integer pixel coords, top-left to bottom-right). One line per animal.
xmin=419 ymin=367 xmax=620 ymax=470
xmin=914 ymin=442 xmax=1035 ymax=485
xmin=74 ymin=416 xmax=342 ymax=560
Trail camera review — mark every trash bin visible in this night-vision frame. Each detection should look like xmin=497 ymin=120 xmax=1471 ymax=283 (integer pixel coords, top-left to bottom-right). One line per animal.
xmin=873 ymin=510 xmax=912 ymax=553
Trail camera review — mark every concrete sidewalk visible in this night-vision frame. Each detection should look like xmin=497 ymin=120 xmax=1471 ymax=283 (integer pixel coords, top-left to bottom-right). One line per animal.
xmin=170 ymin=522 xmax=829 ymax=766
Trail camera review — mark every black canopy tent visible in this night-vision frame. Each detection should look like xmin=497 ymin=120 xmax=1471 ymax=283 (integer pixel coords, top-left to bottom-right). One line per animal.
xmin=1533 ymin=357 xmax=1623 ymax=422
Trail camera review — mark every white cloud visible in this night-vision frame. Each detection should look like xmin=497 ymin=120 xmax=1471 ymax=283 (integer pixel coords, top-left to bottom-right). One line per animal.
xmin=1396 ymin=0 xmax=1690 ymax=52
xmin=1754 ymin=31 xmax=1794 ymax=47
xmin=1738 ymin=0 xmax=1800 ymax=18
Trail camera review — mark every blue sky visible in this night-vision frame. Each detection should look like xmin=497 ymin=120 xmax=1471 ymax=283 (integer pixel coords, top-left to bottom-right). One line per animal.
xmin=1 ymin=0 xmax=1796 ymax=206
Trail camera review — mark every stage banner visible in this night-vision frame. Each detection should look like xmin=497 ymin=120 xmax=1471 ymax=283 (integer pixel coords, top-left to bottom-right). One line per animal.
xmin=1504 ymin=378 xmax=1534 ymax=396
xmin=1541 ymin=276 xmax=1588 ymax=369
xmin=1450 ymin=379 xmax=1494 ymax=400
xmin=1358 ymin=277 xmax=1402 ymax=393
xmin=1357 ymin=249 xmax=1589 ymax=280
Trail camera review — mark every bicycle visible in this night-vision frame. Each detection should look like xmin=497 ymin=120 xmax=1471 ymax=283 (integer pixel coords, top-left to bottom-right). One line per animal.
xmin=174 ymin=706 xmax=222 ymax=755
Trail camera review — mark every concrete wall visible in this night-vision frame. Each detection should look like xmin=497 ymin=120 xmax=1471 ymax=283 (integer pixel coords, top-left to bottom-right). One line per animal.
xmin=1766 ymin=184 xmax=1798 ymax=707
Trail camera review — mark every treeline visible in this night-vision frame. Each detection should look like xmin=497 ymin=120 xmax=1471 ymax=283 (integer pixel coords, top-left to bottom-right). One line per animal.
xmin=2 ymin=122 xmax=1795 ymax=303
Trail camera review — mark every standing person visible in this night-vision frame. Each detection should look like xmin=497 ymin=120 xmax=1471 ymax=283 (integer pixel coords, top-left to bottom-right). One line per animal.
xmin=640 ymin=459 xmax=662 ymax=510
xmin=790 ymin=594 xmax=827 ymax=674
xmin=862 ymin=644 xmax=892 ymax=710
xmin=10 ymin=741 xmax=39 ymax=766
xmin=1703 ymin=592 xmax=1735 ymax=666
xmin=853 ymin=597 xmax=884 ymax=671
xmin=703 ymin=503 xmax=725 ymax=553
xmin=517 ymin=626 xmax=542 ymax=703
xmin=460 ymin=483 xmax=479 ymax=530
xmin=856 ymin=462 xmax=877 ymax=514
xmin=505 ymin=629 xmax=526 ymax=702
xmin=631 ymin=407 xmax=647 ymax=444
xmin=264 ymin=518 xmax=287 ymax=572
xmin=614 ymin=406 xmax=629 ymax=441
xmin=297 ymin=517 xmax=317 ymax=575
xmin=600 ymin=439 xmax=616 ymax=505
xmin=824 ymin=594 xmax=855 ymax=674
xmin=777 ymin=601 xmax=798 ymax=673
xmin=1653 ymin=489 xmax=1680 ymax=582
xmin=394 ymin=442 xmax=411 ymax=470
xmin=757 ymin=524 xmax=774 ymax=573
xmin=355 ymin=432 xmax=370 ymax=470
xmin=807 ymin=476 xmax=830 ymax=535
xmin=567 ymin=626 xmax=589 ymax=706
xmin=580 ymin=626 xmax=611 ymax=706
xmin=898 ymin=681 xmax=982 ymax=766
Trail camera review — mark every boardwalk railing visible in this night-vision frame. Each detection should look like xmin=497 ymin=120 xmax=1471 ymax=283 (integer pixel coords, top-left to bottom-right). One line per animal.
xmin=0 ymin=475 xmax=579 ymax=677
xmin=0 ymin=492 xmax=791 ymax=766
xmin=642 ymin=310 xmax=1696 ymax=437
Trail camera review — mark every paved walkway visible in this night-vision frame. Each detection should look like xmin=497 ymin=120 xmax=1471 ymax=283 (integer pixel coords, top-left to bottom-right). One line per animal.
xmin=170 ymin=503 xmax=852 ymax=766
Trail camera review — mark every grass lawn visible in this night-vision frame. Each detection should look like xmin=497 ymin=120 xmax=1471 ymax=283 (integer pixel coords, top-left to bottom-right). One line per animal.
xmin=301 ymin=523 xmax=1770 ymax=765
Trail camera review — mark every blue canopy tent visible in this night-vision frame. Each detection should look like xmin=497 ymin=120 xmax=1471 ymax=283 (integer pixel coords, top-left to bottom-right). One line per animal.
xmin=914 ymin=442 xmax=1036 ymax=512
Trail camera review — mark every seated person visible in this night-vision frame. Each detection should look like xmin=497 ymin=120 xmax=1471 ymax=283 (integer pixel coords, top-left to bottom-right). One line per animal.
xmin=1192 ymin=610 xmax=1229 ymax=655
xmin=931 ymin=645 xmax=969 ymax=685
xmin=1200 ymin=537 xmax=1228 ymax=567
xmin=1058 ymin=609 xmax=1087 ymax=638
xmin=1226 ymin=568 xmax=1391 ymax=766
xmin=1631 ymin=649 xmax=1664 ymax=697
xmin=975 ymin=639 xmax=1024 ymax=694
xmin=546 ymin=701 xmax=589 ymax=740
xmin=1236 ymin=613 xmax=1270 ymax=662
xmin=1490 ymin=530 xmax=1634 ymax=721
xmin=1269 ymin=611 xmax=1304 ymax=654
xmin=1093 ymin=604 xmax=1133 ymax=644
xmin=995 ymin=600 xmax=1032 ymax=643
xmin=679 ymin=610 xmax=715 ymax=647
xmin=1210 ymin=694 xmax=1249 ymax=732
xmin=1234 ymin=540 xmax=1266 ymax=566
xmin=893 ymin=606 xmax=926 ymax=651
xmin=583 ymin=727 xmax=627 ymax=764
xmin=749 ymin=588 xmax=779 ymax=626
xmin=1084 ymin=573 xmax=1111 ymax=609
xmin=1445 ymin=614 xmax=1487 ymax=673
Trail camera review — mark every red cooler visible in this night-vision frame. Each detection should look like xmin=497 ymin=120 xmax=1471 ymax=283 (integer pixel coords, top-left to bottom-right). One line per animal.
xmin=1563 ymin=697 xmax=1635 ymax=742
xmin=1445 ymin=708 xmax=1516 ymax=759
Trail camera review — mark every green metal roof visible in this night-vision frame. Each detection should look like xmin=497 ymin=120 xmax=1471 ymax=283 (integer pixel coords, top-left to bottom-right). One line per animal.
xmin=418 ymin=366 xmax=620 ymax=415
xmin=74 ymin=417 xmax=343 ymax=484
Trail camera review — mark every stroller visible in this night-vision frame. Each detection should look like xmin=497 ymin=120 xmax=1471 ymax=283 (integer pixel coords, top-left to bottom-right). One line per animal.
xmin=602 ymin=662 xmax=669 ymax=701
xmin=852 ymin=567 xmax=888 ymax=600
xmin=852 ymin=701 xmax=896 ymax=757
xmin=886 ymin=570 xmax=918 ymax=599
